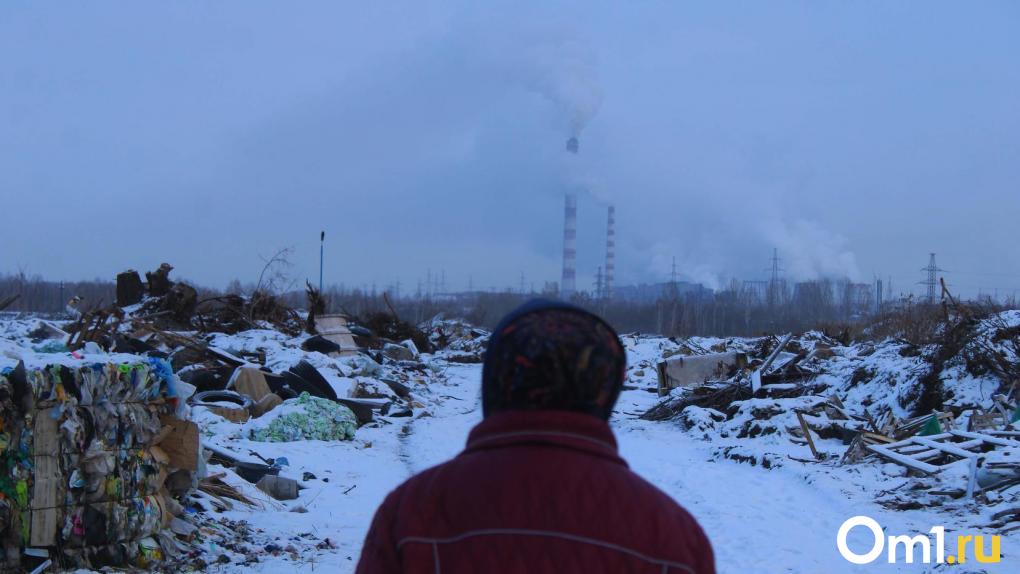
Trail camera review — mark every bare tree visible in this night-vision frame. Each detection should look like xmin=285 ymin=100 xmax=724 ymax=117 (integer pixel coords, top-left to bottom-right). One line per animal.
xmin=253 ymin=247 xmax=296 ymax=295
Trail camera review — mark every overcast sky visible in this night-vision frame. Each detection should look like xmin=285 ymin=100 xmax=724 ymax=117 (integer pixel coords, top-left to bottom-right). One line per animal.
xmin=2 ymin=1 xmax=1018 ymax=298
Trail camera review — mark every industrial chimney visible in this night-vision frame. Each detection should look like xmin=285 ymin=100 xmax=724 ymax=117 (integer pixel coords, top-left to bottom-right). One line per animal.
xmin=604 ymin=205 xmax=615 ymax=299
xmin=561 ymin=193 xmax=577 ymax=298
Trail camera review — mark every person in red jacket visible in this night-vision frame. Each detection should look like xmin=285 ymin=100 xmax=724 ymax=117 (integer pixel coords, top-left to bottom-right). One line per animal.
xmin=357 ymin=300 xmax=715 ymax=574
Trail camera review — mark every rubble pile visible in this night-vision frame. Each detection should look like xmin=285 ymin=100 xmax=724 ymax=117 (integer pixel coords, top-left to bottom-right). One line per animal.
xmin=632 ymin=308 xmax=1020 ymax=534
xmin=0 ymin=263 xmax=454 ymax=570
xmin=423 ymin=317 xmax=489 ymax=364
xmin=117 ymin=264 xmax=303 ymax=336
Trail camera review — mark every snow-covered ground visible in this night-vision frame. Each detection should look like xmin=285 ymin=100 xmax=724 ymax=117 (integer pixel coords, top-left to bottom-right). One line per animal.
xmin=3 ymin=314 xmax=1018 ymax=573
xmin=208 ymin=359 xmax=1018 ymax=574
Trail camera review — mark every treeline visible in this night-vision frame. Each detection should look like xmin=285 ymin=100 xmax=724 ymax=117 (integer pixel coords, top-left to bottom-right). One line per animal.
xmin=0 ymin=272 xmax=115 ymax=315
xmin=284 ymin=279 xmax=882 ymax=337
xmin=6 ymin=271 xmax=1011 ymax=338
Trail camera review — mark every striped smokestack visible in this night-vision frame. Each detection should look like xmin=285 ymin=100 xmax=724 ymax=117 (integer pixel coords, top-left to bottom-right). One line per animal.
xmin=561 ymin=193 xmax=577 ymax=298
xmin=604 ymin=205 xmax=615 ymax=299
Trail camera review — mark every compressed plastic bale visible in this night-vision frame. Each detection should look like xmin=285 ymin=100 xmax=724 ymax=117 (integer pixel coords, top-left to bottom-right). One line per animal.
xmin=251 ymin=392 xmax=357 ymax=442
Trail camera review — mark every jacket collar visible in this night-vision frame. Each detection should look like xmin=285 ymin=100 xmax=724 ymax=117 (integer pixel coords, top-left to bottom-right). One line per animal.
xmin=463 ymin=410 xmax=627 ymax=467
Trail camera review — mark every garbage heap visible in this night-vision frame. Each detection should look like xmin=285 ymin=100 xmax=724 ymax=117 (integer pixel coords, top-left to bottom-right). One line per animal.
xmin=0 ymin=359 xmax=196 ymax=571
xmin=633 ymin=307 xmax=1020 ymax=533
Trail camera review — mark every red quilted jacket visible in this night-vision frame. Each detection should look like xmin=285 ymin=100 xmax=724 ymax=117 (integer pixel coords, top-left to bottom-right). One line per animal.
xmin=356 ymin=410 xmax=715 ymax=574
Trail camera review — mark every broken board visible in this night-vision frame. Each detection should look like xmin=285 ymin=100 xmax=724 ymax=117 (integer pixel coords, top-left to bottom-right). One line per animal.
xmin=30 ymin=407 xmax=61 ymax=546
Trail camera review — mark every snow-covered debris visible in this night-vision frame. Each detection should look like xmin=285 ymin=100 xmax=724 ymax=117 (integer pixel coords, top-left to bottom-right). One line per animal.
xmin=632 ymin=305 xmax=1020 ymax=543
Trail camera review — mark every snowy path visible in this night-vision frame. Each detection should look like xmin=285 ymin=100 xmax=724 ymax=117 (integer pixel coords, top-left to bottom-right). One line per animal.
xmin=226 ymin=362 xmax=1015 ymax=574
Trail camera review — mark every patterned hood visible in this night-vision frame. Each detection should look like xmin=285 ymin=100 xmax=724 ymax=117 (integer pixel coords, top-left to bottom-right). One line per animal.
xmin=481 ymin=299 xmax=626 ymax=420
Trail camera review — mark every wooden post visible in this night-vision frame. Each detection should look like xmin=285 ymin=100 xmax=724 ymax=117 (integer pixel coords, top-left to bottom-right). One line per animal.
xmin=796 ymin=410 xmax=821 ymax=460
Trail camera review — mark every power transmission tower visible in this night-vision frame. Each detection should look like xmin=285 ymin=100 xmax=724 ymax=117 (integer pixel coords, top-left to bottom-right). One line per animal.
xmin=668 ymin=256 xmax=679 ymax=299
xmin=919 ymin=253 xmax=945 ymax=303
xmin=766 ymin=248 xmax=784 ymax=307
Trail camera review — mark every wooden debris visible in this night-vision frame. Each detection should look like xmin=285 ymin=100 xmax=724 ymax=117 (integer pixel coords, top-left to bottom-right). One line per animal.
xmin=795 ymin=410 xmax=821 ymax=460
xmin=867 ymin=431 xmax=1015 ymax=474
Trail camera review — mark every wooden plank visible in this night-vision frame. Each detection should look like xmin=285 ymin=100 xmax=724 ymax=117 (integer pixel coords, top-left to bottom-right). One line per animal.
xmin=912 ymin=437 xmax=980 ymax=459
xmin=796 ymin=411 xmax=821 ymax=460
xmin=30 ymin=408 xmax=60 ymax=546
xmin=951 ymin=430 xmax=1014 ymax=447
xmin=897 ymin=444 xmax=939 ymax=456
xmin=860 ymin=432 xmax=894 ymax=444
xmin=866 ymin=443 xmax=941 ymax=474
xmin=882 ymin=432 xmax=953 ymax=450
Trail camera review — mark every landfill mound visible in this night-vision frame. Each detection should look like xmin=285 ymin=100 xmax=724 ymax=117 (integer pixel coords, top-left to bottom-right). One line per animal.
xmin=630 ymin=302 xmax=1020 ymax=534
xmin=0 ymin=263 xmax=479 ymax=571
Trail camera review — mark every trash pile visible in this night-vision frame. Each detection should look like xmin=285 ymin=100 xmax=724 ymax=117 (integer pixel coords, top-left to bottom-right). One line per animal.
xmin=115 ymin=263 xmax=303 ymax=337
xmin=632 ymin=307 xmax=1020 ymax=534
xmin=422 ymin=317 xmax=489 ymax=364
xmin=0 ymin=263 xmax=454 ymax=570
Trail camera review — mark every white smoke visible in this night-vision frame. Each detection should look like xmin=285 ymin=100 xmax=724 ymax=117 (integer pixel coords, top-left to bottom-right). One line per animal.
xmin=521 ymin=36 xmax=603 ymax=138
xmin=757 ymin=218 xmax=861 ymax=282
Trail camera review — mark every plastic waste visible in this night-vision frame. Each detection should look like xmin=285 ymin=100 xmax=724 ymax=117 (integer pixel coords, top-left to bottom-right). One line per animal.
xmin=251 ymin=392 xmax=357 ymax=442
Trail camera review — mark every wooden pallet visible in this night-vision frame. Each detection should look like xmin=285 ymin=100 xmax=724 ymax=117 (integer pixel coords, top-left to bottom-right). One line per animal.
xmin=866 ymin=431 xmax=1016 ymax=474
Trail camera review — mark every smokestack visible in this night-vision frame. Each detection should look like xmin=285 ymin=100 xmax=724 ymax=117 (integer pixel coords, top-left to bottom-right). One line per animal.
xmin=561 ymin=193 xmax=577 ymax=298
xmin=604 ymin=205 xmax=615 ymax=299
xmin=566 ymin=137 xmax=579 ymax=154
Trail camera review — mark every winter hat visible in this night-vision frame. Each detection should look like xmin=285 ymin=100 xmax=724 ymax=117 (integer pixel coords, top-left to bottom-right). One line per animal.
xmin=481 ymin=299 xmax=626 ymax=420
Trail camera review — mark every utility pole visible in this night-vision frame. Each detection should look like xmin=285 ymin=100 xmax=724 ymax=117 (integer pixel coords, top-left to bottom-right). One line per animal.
xmin=919 ymin=253 xmax=945 ymax=304
xmin=318 ymin=231 xmax=325 ymax=292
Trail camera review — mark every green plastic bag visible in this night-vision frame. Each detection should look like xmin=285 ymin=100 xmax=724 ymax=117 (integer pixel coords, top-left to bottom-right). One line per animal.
xmin=252 ymin=392 xmax=357 ymax=442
